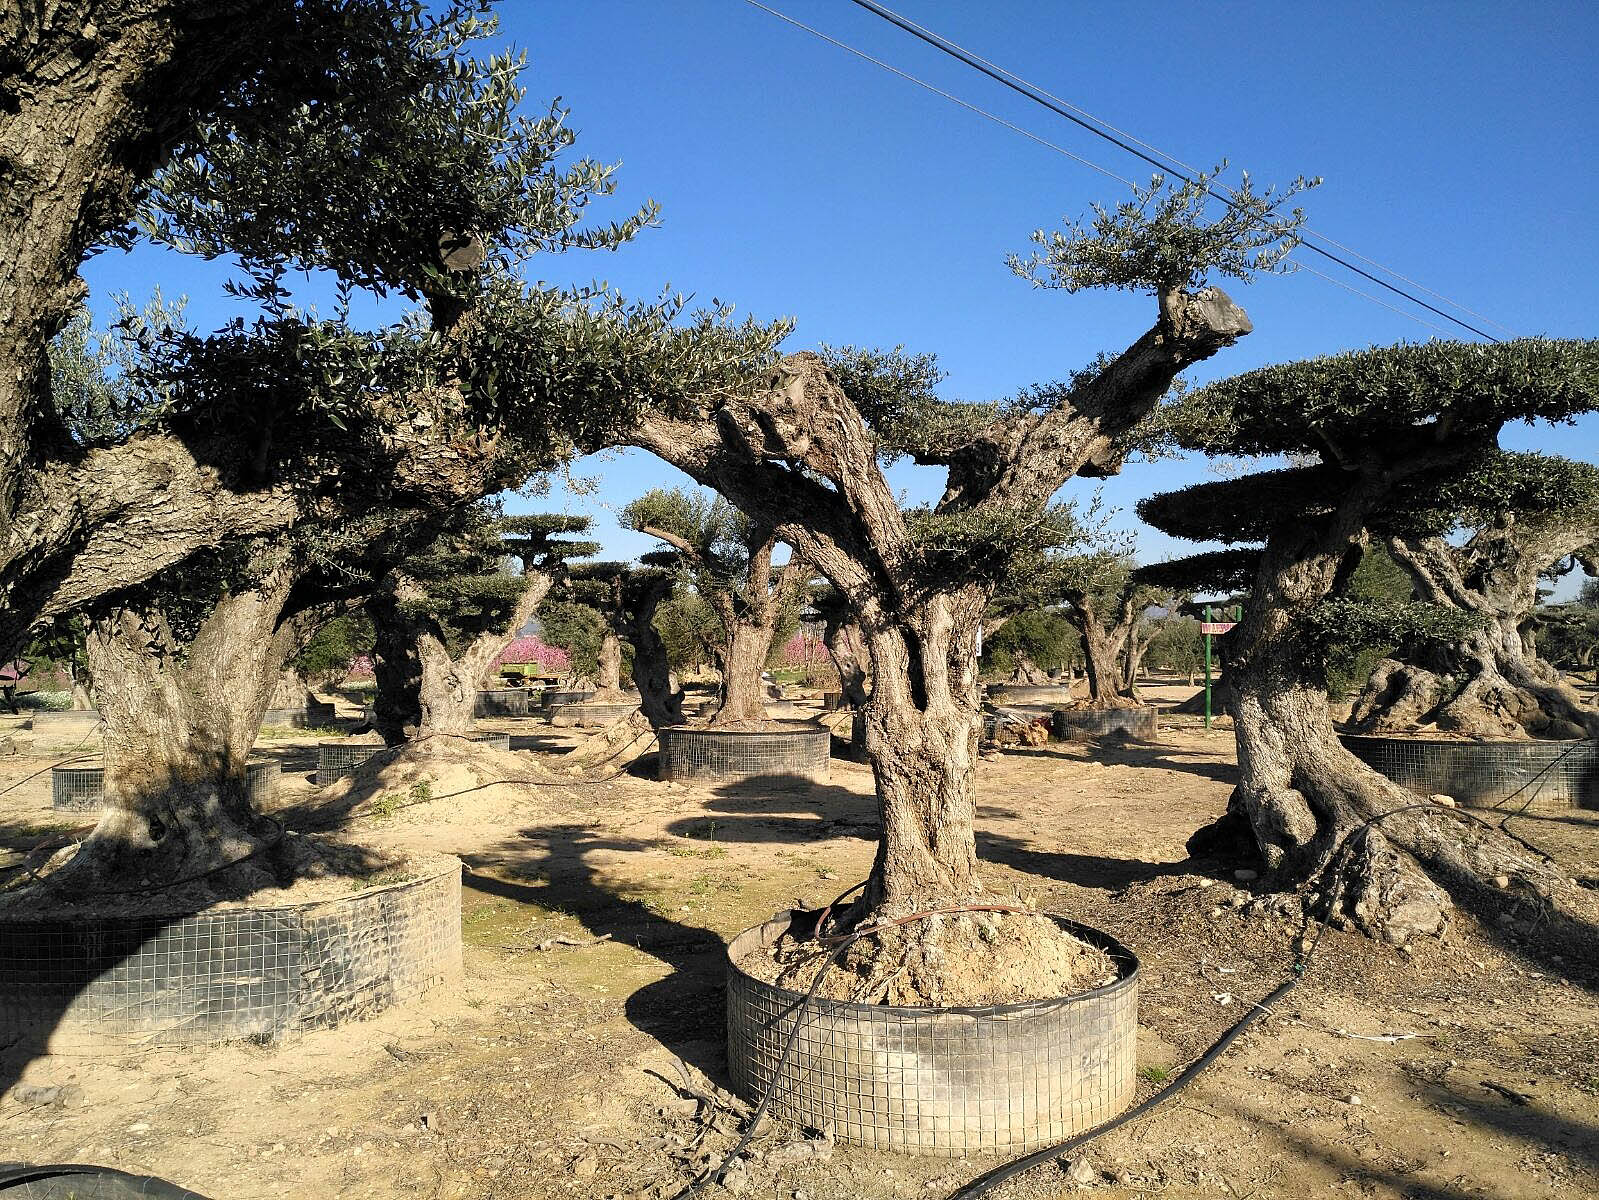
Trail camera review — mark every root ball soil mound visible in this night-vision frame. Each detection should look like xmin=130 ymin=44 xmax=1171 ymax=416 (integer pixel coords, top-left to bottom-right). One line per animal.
xmin=743 ymin=909 xmax=1117 ymax=1006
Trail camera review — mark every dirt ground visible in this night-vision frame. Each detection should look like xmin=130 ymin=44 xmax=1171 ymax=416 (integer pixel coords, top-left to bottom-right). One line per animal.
xmin=1 ymin=678 xmax=1596 ymax=1200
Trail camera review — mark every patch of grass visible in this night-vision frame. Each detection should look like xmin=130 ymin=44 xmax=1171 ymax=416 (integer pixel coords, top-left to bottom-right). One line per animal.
xmin=1138 ymin=1064 xmax=1172 ymax=1085
xmin=688 ymin=871 xmax=742 ymax=899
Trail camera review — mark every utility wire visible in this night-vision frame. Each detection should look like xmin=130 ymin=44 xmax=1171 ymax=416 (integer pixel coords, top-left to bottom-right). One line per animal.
xmin=767 ymin=0 xmax=1505 ymax=341
xmin=840 ymin=3 xmax=1520 ymax=340
xmin=742 ymin=1 xmax=1135 ymax=189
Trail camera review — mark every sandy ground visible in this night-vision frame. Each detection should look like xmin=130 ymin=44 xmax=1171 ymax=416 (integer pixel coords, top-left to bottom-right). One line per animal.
xmin=0 ymin=678 xmax=1595 ymax=1200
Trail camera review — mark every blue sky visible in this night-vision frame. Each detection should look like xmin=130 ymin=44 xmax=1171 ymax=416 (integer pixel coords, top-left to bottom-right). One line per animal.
xmin=83 ymin=1 xmax=1599 ymax=591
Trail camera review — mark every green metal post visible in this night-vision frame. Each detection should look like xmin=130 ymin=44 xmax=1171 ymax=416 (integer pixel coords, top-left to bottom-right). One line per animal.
xmin=1203 ymin=626 xmax=1212 ymax=730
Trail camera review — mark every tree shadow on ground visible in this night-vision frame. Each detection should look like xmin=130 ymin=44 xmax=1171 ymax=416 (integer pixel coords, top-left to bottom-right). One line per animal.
xmin=977 ymin=829 xmax=1199 ymax=892
xmin=458 ymin=827 xmax=735 ymax=1088
xmin=994 ymin=738 xmax=1240 ymax=786
xmin=661 ymin=773 xmax=877 ymax=845
xmin=1196 ymin=1090 xmax=1594 ymax=1199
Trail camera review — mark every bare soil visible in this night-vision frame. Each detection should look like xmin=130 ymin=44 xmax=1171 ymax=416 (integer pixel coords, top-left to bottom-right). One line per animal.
xmin=747 ymin=910 xmax=1119 ymax=1005
xmin=0 ymin=678 xmax=1596 ymax=1200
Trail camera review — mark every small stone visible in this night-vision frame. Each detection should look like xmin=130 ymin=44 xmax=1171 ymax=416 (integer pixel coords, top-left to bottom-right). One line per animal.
xmin=420 ymin=1111 xmax=442 ymax=1133
xmin=1063 ymin=1153 xmax=1097 ymax=1184
xmin=572 ymin=1154 xmax=598 ymax=1178
xmin=720 ymin=1157 xmax=749 ymax=1196
xmin=10 ymin=1084 xmax=83 ymax=1109
xmin=1492 ymin=875 xmax=1510 ymax=889
xmin=1233 ymin=869 xmax=1259 ymax=882
xmin=1197 ymin=878 xmax=1216 ymax=889
xmin=1429 ymin=794 xmax=1456 ymax=808
xmin=1208 ymin=906 xmax=1225 ymax=919
xmin=127 ymin=1122 xmax=151 ymax=1134
xmin=1346 ymin=1094 xmax=1362 ymax=1106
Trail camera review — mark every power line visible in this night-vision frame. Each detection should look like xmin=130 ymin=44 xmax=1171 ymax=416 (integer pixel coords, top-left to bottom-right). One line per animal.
xmin=837 ymin=0 xmax=1505 ymax=342
xmin=741 ymin=1 xmax=1135 ymax=189
xmin=843 ymin=0 xmax=1518 ymax=339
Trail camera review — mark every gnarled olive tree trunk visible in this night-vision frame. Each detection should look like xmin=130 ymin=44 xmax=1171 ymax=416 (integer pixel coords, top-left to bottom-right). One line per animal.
xmin=858 ymin=595 xmax=985 ymax=915
xmin=622 ymin=573 xmax=682 ymax=728
xmin=1065 ymin=593 xmax=1131 ymax=704
xmin=65 ymin=566 xmax=305 ymax=888
xmin=709 ymin=539 xmax=805 ymax=725
xmin=1351 ymin=532 xmax=1599 ymax=738
xmin=1221 ymin=528 xmax=1576 ymax=946
xmin=372 ymin=571 xmax=552 ymax=741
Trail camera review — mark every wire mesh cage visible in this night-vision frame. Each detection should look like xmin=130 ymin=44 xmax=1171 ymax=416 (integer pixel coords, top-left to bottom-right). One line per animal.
xmin=658 ymin=723 xmax=830 ymax=782
xmin=317 ymin=741 xmax=384 ymax=783
xmin=0 ymin=858 xmax=461 ymax=1050
xmin=547 ymin=701 xmax=639 ymax=728
xmin=726 ymin=911 xmax=1139 ymax=1155
xmin=51 ymin=760 xmax=281 ymax=813
xmin=469 ymin=730 xmax=513 ymax=751
xmin=1339 ymin=734 xmax=1598 ymax=811
xmin=258 ymin=707 xmax=308 ymax=730
xmin=540 ymin=689 xmax=595 ymax=707
xmin=474 ymin=688 xmax=531 ymax=717
xmin=1051 ymin=707 xmax=1159 ymax=743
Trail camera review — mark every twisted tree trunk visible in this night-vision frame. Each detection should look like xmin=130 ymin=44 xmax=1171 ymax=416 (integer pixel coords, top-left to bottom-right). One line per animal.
xmin=36 ymin=566 xmax=304 ymax=893
xmin=623 ymin=574 xmax=682 ymax=728
xmin=857 ymin=595 xmax=985 ymax=916
xmin=1351 ymin=533 xmax=1599 ymax=738
xmin=709 ymin=543 xmax=805 ymax=725
xmin=373 ymin=571 xmax=553 ymax=740
xmin=1216 ymin=524 xmax=1584 ymax=946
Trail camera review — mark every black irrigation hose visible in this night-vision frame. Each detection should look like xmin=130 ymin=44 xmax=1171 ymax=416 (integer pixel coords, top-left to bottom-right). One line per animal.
xmin=0 ymin=1163 xmax=210 ymax=1198
xmin=950 ymin=974 xmax=1301 ymax=1199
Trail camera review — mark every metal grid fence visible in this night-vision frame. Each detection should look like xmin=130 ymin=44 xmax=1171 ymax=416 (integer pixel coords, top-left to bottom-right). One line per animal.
xmin=1051 ymin=707 xmax=1159 ymax=743
xmin=50 ymin=760 xmax=281 ymax=813
xmin=475 ymin=688 xmax=532 ymax=717
xmin=658 ymin=724 xmax=830 ymax=782
xmin=259 ymin=707 xmax=308 ymax=729
xmin=726 ymin=913 xmax=1138 ymax=1155
xmin=547 ymin=701 xmax=639 ymax=729
xmin=540 ymin=689 xmax=595 ymax=707
xmin=1340 ymin=734 xmax=1598 ymax=811
xmin=318 ymin=741 xmax=384 ymax=783
xmin=0 ymin=859 xmax=461 ymax=1049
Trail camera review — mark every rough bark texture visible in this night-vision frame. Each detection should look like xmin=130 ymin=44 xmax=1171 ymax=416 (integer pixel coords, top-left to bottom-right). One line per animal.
xmin=1216 ymin=490 xmax=1584 ymax=946
xmin=1063 ymin=589 xmax=1135 ymax=704
xmin=1351 ymin=531 xmax=1599 ymax=739
xmin=821 ymin=614 xmax=870 ymax=710
xmin=51 ymin=564 xmax=308 ymax=890
xmin=627 ymin=285 xmax=1252 ymax=919
xmin=621 ymin=573 xmax=682 ymax=728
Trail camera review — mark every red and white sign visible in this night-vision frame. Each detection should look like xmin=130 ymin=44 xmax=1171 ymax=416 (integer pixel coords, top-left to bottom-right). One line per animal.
xmin=1200 ymin=622 xmax=1236 ymax=635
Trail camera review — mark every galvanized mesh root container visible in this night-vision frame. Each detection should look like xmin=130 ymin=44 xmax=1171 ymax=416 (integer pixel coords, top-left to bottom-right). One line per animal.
xmin=259 ymin=707 xmax=308 ymax=729
xmin=548 ymin=701 xmax=639 ymax=728
xmin=540 ymin=689 xmax=595 ymax=707
xmin=51 ymin=760 xmax=280 ymax=813
xmin=1340 ymin=734 xmax=1597 ymax=811
xmin=0 ymin=857 xmax=461 ymax=1049
xmin=1051 ymin=707 xmax=1159 ymax=743
xmin=475 ymin=688 xmax=532 ymax=717
xmin=658 ymin=722 xmax=830 ymax=783
xmin=727 ymin=912 xmax=1138 ymax=1155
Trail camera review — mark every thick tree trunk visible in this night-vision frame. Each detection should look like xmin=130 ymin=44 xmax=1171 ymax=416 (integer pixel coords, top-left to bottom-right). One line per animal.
xmin=623 ymin=575 xmax=681 ymax=728
xmin=1080 ymin=624 xmax=1125 ymax=703
xmin=855 ymin=595 xmax=985 ymax=917
xmin=712 ymin=621 xmax=774 ymax=724
xmin=47 ymin=568 xmax=302 ymax=891
xmin=1218 ymin=535 xmax=1580 ymax=946
xmin=822 ymin=617 xmax=870 ymax=710
xmin=593 ymin=631 xmax=625 ymax=698
xmin=1352 ymin=533 xmax=1599 ymax=738
xmin=374 ymin=571 xmax=552 ymax=741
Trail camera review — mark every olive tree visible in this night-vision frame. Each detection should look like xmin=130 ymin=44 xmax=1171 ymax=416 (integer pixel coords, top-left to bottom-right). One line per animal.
xmin=1351 ymin=455 xmax=1599 ymax=737
xmin=623 ymin=170 xmax=1308 ymax=925
xmin=1140 ymin=340 xmax=1599 ymax=945
xmin=370 ymin=509 xmax=596 ymax=742
xmin=622 ymin=488 xmax=808 ymax=724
